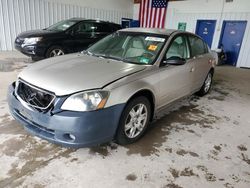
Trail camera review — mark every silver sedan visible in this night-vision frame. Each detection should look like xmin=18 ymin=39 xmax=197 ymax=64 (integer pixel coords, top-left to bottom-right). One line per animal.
xmin=8 ymin=28 xmax=216 ymax=147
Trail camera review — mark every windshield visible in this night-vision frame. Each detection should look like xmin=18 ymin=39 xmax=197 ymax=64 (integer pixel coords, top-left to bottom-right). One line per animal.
xmin=46 ymin=20 xmax=78 ymax=31
xmin=87 ymin=32 xmax=167 ymax=65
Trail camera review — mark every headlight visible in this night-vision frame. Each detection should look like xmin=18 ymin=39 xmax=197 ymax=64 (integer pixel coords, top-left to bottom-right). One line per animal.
xmin=23 ymin=37 xmax=42 ymax=45
xmin=61 ymin=90 xmax=109 ymax=112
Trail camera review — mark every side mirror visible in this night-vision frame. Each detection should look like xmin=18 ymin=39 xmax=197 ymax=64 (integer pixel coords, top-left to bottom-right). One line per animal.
xmin=71 ymin=29 xmax=76 ymax=36
xmin=66 ymin=29 xmax=76 ymax=36
xmin=214 ymin=48 xmax=222 ymax=53
xmin=163 ymin=56 xmax=186 ymax=65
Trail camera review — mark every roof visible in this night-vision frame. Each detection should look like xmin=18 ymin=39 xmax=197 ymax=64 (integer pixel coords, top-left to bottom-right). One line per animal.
xmin=119 ymin=28 xmax=178 ymax=36
xmin=68 ymin=17 xmax=119 ymax=25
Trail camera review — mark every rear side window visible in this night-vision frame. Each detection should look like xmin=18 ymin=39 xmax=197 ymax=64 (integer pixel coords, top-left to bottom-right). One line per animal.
xmin=188 ymin=36 xmax=207 ymax=57
xmin=73 ymin=22 xmax=112 ymax=33
xmin=203 ymin=42 xmax=209 ymax=53
xmin=95 ymin=23 xmax=113 ymax=32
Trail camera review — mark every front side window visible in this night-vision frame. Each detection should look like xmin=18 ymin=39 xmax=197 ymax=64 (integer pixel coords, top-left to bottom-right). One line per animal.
xmin=188 ymin=36 xmax=206 ymax=57
xmin=73 ymin=22 xmax=112 ymax=34
xmin=73 ymin=22 xmax=96 ymax=34
xmin=87 ymin=32 xmax=167 ymax=65
xmin=46 ymin=20 xmax=78 ymax=31
xmin=166 ymin=36 xmax=190 ymax=60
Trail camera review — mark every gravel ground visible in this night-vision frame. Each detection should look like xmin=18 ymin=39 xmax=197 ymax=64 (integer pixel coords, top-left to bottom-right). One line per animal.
xmin=0 ymin=52 xmax=250 ymax=188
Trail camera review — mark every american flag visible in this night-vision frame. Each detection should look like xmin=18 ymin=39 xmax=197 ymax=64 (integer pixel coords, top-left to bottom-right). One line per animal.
xmin=139 ymin=0 xmax=168 ymax=28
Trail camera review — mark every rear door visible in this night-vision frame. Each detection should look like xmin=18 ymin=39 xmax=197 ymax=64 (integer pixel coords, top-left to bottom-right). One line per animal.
xmin=188 ymin=35 xmax=212 ymax=91
xmin=159 ymin=35 xmax=195 ymax=107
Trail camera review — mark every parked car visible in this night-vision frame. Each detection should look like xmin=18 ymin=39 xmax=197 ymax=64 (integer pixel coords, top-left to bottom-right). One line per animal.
xmin=14 ymin=18 xmax=121 ymax=60
xmin=8 ymin=28 xmax=216 ymax=147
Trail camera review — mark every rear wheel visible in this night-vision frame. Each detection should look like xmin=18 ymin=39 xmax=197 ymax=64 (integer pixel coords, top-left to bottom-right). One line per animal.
xmin=115 ymin=96 xmax=151 ymax=145
xmin=197 ymin=71 xmax=213 ymax=96
xmin=46 ymin=46 xmax=65 ymax=58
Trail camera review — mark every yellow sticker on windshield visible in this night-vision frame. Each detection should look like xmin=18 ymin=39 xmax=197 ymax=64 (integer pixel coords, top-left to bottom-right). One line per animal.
xmin=148 ymin=45 xmax=158 ymax=51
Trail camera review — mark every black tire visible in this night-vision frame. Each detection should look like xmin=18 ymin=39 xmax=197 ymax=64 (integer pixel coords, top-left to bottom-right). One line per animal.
xmin=31 ymin=56 xmax=42 ymax=61
xmin=45 ymin=45 xmax=65 ymax=58
xmin=115 ymin=96 xmax=151 ymax=145
xmin=196 ymin=71 xmax=213 ymax=96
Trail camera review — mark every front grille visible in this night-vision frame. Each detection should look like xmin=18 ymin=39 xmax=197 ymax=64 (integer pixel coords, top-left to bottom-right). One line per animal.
xmin=15 ymin=80 xmax=55 ymax=110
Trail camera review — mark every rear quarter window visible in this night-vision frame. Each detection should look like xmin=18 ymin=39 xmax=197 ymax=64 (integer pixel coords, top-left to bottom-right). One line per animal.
xmin=203 ymin=42 xmax=209 ymax=53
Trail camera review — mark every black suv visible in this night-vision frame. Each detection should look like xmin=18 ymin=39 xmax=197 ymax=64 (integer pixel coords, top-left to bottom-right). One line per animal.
xmin=15 ymin=18 xmax=121 ymax=60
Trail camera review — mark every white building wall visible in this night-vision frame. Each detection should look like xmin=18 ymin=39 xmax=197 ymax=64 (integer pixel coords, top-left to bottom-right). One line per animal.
xmin=165 ymin=0 xmax=250 ymax=68
xmin=49 ymin=0 xmax=133 ymax=13
xmin=0 ymin=0 xmax=133 ymax=51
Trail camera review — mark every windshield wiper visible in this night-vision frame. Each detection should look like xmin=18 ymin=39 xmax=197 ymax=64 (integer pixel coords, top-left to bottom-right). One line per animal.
xmin=94 ymin=54 xmax=129 ymax=62
xmin=82 ymin=50 xmax=93 ymax=56
xmin=82 ymin=51 xmax=107 ymax=59
xmin=105 ymin=55 xmax=124 ymax=62
xmin=81 ymin=52 xmax=139 ymax=64
xmin=96 ymin=54 xmax=136 ymax=64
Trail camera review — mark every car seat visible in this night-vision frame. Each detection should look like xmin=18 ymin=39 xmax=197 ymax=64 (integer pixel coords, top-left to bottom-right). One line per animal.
xmin=124 ymin=37 xmax=145 ymax=58
xmin=166 ymin=41 xmax=183 ymax=59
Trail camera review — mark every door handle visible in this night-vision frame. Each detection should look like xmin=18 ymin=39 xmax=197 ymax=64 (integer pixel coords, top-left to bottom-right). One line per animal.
xmin=190 ymin=67 xmax=195 ymax=72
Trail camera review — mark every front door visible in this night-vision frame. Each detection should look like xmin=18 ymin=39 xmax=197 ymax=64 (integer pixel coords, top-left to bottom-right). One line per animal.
xmin=219 ymin=21 xmax=247 ymax=66
xmin=195 ymin=20 xmax=216 ymax=48
xmin=69 ymin=21 xmax=111 ymax=52
xmin=65 ymin=22 xmax=96 ymax=52
xmin=159 ymin=35 xmax=194 ymax=107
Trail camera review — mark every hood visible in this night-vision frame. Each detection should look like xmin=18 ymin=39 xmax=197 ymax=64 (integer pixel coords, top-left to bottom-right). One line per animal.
xmin=18 ymin=54 xmax=146 ymax=96
xmin=17 ymin=29 xmax=61 ymax=38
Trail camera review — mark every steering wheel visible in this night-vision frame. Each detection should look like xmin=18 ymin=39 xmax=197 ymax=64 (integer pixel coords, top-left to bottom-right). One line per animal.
xmin=142 ymin=51 xmax=155 ymax=58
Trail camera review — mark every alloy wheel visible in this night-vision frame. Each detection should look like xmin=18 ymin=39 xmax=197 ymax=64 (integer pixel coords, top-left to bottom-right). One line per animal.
xmin=204 ymin=73 xmax=212 ymax=93
xmin=124 ymin=103 xmax=148 ymax=138
xmin=50 ymin=49 xmax=64 ymax=57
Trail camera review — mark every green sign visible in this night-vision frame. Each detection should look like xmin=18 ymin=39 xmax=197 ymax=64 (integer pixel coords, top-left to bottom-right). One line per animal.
xmin=178 ymin=22 xmax=187 ymax=31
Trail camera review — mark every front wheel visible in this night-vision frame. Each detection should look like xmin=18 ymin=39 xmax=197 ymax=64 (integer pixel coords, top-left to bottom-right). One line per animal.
xmin=46 ymin=46 xmax=65 ymax=58
xmin=197 ymin=71 xmax=213 ymax=96
xmin=115 ymin=97 xmax=151 ymax=145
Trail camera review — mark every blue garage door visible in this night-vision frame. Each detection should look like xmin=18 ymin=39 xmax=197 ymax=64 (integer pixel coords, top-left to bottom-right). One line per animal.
xmin=195 ymin=20 xmax=216 ymax=48
xmin=219 ymin=21 xmax=247 ymax=66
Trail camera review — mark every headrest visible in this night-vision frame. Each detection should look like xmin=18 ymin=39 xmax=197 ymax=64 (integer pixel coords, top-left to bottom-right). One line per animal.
xmin=132 ymin=38 xmax=144 ymax=49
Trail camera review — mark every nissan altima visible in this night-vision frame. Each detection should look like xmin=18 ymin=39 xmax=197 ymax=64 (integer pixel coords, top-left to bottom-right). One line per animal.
xmin=8 ymin=28 xmax=216 ymax=147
